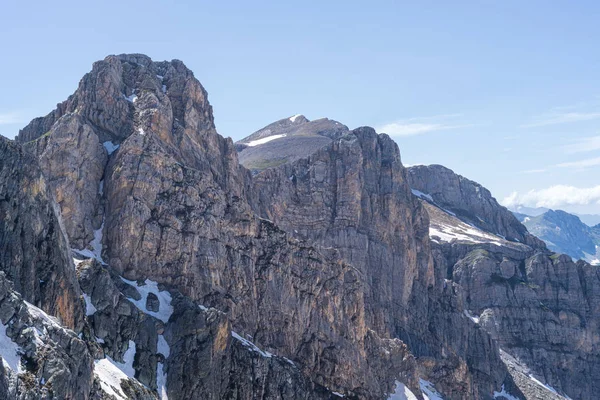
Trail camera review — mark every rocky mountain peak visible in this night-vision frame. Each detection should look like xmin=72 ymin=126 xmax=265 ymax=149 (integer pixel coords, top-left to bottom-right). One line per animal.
xmin=519 ymin=209 xmax=600 ymax=264
xmin=18 ymin=53 xmax=214 ymax=146
xmin=0 ymin=53 xmax=591 ymax=399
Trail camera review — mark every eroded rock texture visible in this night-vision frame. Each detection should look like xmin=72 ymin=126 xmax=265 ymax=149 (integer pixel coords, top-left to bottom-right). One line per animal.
xmin=414 ymin=164 xmax=598 ymax=400
xmin=408 ymin=164 xmax=545 ymax=249
xmin=0 ymin=136 xmax=83 ymax=330
xmin=2 ymin=52 xmax=590 ymax=399
xmin=13 ymin=54 xmax=422 ymax=399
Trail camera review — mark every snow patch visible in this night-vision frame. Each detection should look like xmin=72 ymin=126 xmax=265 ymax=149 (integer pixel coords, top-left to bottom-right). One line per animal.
xmin=289 ymin=114 xmax=302 ymax=122
xmin=124 ymin=93 xmax=138 ymax=103
xmin=419 ymin=379 xmax=444 ymax=400
xmin=528 ymin=374 xmax=560 ymax=395
xmin=157 ymin=362 xmax=168 ymax=400
xmin=83 ymin=293 xmax=97 ymax=316
xmin=138 ymin=127 xmax=145 ymax=136
xmin=25 ymin=301 xmax=63 ymax=330
xmin=0 ymin=322 xmax=22 ymax=372
xmin=121 ymin=278 xmax=173 ymax=323
xmin=103 ymin=141 xmax=120 ymax=155
xmin=231 ymin=331 xmax=272 ymax=358
xmin=387 ymin=380 xmax=419 ymax=400
xmin=411 ymin=189 xmax=434 ymax=202
xmin=94 ymin=344 xmax=138 ymax=400
xmin=119 ymin=340 xmax=136 ymax=378
xmin=246 ymin=134 xmax=287 ymax=147
xmin=429 ymin=223 xmax=503 ymax=246
xmin=73 ymin=257 xmax=85 ymax=267
xmin=463 ymin=310 xmax=480 ymax=324
xmin=73 ymin=222 xmax=105 ymax=264
xmin=157 ymin=335 xmax=170 ymax=358
xmin=156 ymin=334 xmax=170 ymax=399
xmin=523 ymin=217 xmax=531 ymax=223
xmin=493 ymin=384 xmax=520 ymax=400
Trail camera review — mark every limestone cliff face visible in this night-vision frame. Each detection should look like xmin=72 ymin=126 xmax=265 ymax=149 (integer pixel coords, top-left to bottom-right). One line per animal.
xmin=446 ymin=246 xmax=600 ymax=400
xmin=4 ymin=52 xmax=591 ymax=399
xmin=0 ymin=136 xmax=83 ymax=330
xmin=250 ymin=128 xmax=514 ymax=399
xmin=413 ymin=164 xmax=598 ymax=399
xmin=252 ymin=128 xmax=434 ymax=331
xmin=12 ymin=54 xmax=421 ymax=398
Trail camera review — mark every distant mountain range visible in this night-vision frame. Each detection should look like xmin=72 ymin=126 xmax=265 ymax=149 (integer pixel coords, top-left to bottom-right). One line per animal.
xmin=511 ymin=206 xmax=600 ymax=227
xmin=513 ymin=209 xmax=600 ymax=265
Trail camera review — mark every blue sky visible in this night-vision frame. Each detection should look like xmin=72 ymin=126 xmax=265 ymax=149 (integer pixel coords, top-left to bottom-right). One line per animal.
xmin=1 ymin=1 xmax=599 ymax=213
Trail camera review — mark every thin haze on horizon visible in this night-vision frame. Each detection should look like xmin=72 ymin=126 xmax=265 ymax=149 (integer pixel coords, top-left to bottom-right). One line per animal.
xmin=1 ymin=1 xmax=599 ymax=214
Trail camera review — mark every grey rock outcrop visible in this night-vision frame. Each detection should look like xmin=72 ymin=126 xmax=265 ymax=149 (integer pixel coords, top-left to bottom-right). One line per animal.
xmin=417 ymin=167 xmax=598 ymax=399
xmin=250 ymin=127 xmax=515 ymax=398
xmin=0 ymin=271 xmax=92 ymax=399
xmin=0 ymin=136 xmax=83 ymax=330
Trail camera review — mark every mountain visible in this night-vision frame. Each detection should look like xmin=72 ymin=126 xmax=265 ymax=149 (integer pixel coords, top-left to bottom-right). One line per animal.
xmin=515 ymin=210 xmax=600 ymax=265
xmin=508 ymin=206 xmax=549 ymax=217
xmin=406 ymin=165 xmax=600 ymax=399
xmin=407 ymin=164 xmax=546 ymax=249
xmin=235 ymin=115 xmax=348 ymax=173
xmin=575 ymin=213 xmax=600 ymax=227
xmin=0 ymin=53 xmax=596 ymax=399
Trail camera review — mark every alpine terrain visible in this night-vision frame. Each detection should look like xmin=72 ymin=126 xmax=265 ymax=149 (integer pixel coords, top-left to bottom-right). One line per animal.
xmin=0 ymin=54 xmax=597 ymax=400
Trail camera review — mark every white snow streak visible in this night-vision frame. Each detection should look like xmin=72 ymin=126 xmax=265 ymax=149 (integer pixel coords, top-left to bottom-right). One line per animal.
xmin=419 ymin=379 xmax=444 ymax=400
xmin=411 ymin=189 xmax=434 ymax=202
xmin=156 ymin=334 xmax=170 ymax=399
xmin=157 ymin=362 xmax=168 ymax=399
xmin=289 ymin=114 xmax=302 ymax=122
xmin=463 ymin=310 xmax=480 ymax=324
xmin=529 ymin=374 xmax=560 ymax=395
xmin=387 ymin=381 xmax=419 ymax=400
xmin=246 ymin=134 xmax=287 ymax=147
xmin=231 ymin=331 xmax=272 ymax=358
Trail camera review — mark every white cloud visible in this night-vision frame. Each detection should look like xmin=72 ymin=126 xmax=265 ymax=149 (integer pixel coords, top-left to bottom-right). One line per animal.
xmin=376 ymin=114 xmax=470 ymax=137
xmin=521 ymin=111 xmax=600 ymax=128
xmin=502 ymin=185 xmax=600 ymax=209
xmin=0 ymin=113 xmax=21 ymax=125
xmin=563 ymin=135 xmax=600 ymax=153
xmin=556 ymin=156 xmax=600 ymax=169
